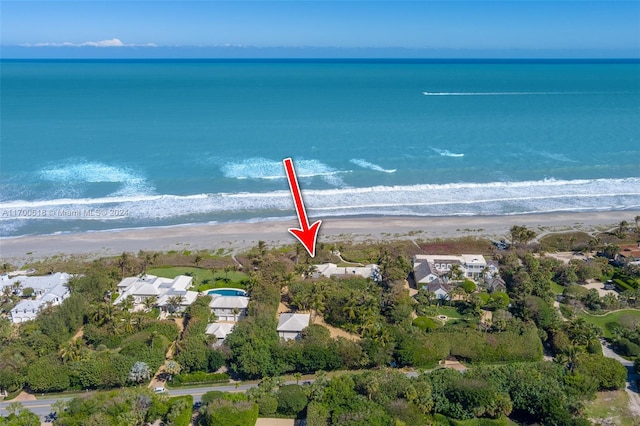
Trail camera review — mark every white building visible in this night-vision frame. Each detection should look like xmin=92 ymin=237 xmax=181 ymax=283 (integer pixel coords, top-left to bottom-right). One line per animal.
xmin=205 ymin=322 xmax=236 ymax=345
xmin=413 ymin=254 xmax=494 ymax=284
xmin=313 ymin=263 xmax=381 ymax=281
xmin=208 ymin=295 xmax=249 ymax=322
xmin=277 ymin=313 xmax=310 ymax=341
xmin=1 ymin=272 xmax=71 ymax=323
xmin=114 ymin=275 xmax=198 ymax=312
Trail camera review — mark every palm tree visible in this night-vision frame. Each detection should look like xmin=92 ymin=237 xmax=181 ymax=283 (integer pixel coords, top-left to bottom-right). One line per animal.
xmin=293 ymin=372 xmax=302 ymax=385
xmin=142 ymin=296 xmax=158 ymax=312
xmin=617 ymin=220 xmax=630 ymax=238
xmin=128 ymin=361 xmax=151 ymax=384
xmin=194 ymin=254 xmax=203 ymax=267
xmin=11 ymin=281 xmax=22 ymax=296
xmin=1 ymin=286 xmax=13 ymax=304
xmin=58 ymin=339 xmax=84 ymax=363
xmin=166 ymin=295 xmax=184 ymax=314
xmin=118 ymin=252 xmax=131 ymax=279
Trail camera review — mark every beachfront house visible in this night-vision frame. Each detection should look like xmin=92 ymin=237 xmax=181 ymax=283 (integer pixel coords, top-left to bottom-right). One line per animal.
xmin=1 ymin=272 xmax=72 ymax=323
xmin=312 ymin=263 xmax=381 ymax=282
xmin=615 ymin=243 xmax=640 ymax=266
xmin=114 ymin=274 xmax=198 ymax=312
xmin=277 ymin=313 xmax=311 ymax=341
xmin=209 ymin=295 xmax=249 ymax=322
xmin=413 ymin=254 xmax=490 ymax=283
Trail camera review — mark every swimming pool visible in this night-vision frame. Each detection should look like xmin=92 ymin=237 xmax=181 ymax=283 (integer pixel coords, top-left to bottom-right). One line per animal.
xmin=207 ymin=288 xmax=248 ymax=297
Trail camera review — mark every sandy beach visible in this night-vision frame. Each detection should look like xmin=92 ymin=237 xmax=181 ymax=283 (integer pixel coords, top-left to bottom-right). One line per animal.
xmin=1 ymin=211 xmax=637 ymax=264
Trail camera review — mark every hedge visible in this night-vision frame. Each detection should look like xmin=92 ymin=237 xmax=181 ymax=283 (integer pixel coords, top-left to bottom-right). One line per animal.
xmin=614 ymin=279 xmax=634 ymax=292
xmin=171 ymin=372 xmax=230 ymax=386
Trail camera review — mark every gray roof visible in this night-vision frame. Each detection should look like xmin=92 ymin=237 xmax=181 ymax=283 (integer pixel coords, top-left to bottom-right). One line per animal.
xmin=414 ymin=261 xmax=438 ymax=283
xmin=277 ymin=313 xmax=310 ymax=332
xmin=425 ymin=279 xmax=452 ymax=293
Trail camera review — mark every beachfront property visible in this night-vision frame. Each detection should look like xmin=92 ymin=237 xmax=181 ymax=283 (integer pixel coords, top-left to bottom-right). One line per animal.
xmin=412 ymin=254 xmax=496 ymax=284
xmin=615 ymin=243 xmax=640 ymax=266
xmin=312 ymin=263 xmax=382 ymax=282
xmin=114 ymin=274 xmax=198 ymax=312
xmin=277 ymin=313 xmax=311 ymax=341
xmin=413 ymin=254 xmax=502 ymax=299
xmin=1 ymin=272 xmax=71 ymax=323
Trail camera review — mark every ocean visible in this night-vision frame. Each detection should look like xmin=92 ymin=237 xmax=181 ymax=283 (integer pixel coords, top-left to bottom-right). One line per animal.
xmin=1 ymin=59 xmax=639 ymax=238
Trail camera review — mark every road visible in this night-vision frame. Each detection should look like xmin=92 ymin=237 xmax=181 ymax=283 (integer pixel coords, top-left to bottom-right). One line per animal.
xmin=600 ymin=339 xmax=640 ymax=416
xmin=1 ymin=371 xmax=420 ymax=422
xmin=0 ymin=382 xmax=261 ymax=422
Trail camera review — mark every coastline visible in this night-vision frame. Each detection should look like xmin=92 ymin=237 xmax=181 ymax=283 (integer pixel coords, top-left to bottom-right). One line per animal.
xmin=1 ymin=210 xmax=637 ymax=264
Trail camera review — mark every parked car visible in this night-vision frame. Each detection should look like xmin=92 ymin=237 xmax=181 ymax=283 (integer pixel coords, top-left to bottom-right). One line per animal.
xmin=154 ymin=386 xmax=166 ymax=393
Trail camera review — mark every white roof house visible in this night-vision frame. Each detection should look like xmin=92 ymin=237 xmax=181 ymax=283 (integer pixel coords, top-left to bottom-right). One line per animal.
xmin=114 ymin=275 xmax=197 ymax=312
xmin=1 ymin=272 xmax=72 ymax=323
xmin=205 ymin=322 xmax=236 ymax=345
xmin=277 ymin=313 xmax=310 ymax=341
xmin=413 ymin=254 xmax=489 ymax=282
xmin=313 ymin=263 xmax=381 ymax=281
xmin=209 ymin=296 xmax=250 ymax=322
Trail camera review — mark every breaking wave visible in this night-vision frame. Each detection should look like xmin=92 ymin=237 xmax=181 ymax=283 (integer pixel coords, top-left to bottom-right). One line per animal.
xmin=432 ymin=148 xmax=464 ymax=157
xmin=2 ymin=177 xmax=639 ymax=237
xmin=349 ymin=159 xmax=396 ymax=173
xmin=220 ymin=157 xmax=346 ymax=186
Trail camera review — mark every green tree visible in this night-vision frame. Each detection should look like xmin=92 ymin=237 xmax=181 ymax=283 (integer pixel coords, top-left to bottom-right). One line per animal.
xmin=277 ymin=384 xmax=309 ymax=415
xmin=128 ymin=361 xmax=151 ymax=384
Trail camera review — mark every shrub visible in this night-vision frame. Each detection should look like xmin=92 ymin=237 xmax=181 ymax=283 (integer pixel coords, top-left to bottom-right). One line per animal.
xmin=413 ymin=316 xmax=440 ymax=332
xmin=615 ymin=338 xmax=640 ymax=358
xmin=166 ymin=395 xmax=194 ymax=426
xmin=172 ymin=372 xmax=229 ymax=386
xmin=277 ymin=384 xmax=308 ymax=415
xmin=256 ymin=394 xmax=278 ymax=416
xmin=306 ymin=401 xmax=330 ymax=426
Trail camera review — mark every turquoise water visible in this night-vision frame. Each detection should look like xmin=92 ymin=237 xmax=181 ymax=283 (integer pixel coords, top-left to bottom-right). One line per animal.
xmin=207 ymin=289 xmax=248 ymax=297
xmin=1 ymin=59 xmax=639 ymax=237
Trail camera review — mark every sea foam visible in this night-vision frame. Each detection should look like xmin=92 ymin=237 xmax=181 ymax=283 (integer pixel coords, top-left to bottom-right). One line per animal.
xmin=2 ymin=178 xmax=639 ymax=229
xmin=37 ymin=160 xmax=153 ymax=197
xmin=220 ymin=157 xmax=347 ymax=186
xmin=349 ymin=159 xmax=396 ymax=173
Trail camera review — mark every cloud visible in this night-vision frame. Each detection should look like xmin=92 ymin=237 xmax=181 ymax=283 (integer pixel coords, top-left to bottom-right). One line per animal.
xmin=20 ymin=39 xmax=157 ymax=48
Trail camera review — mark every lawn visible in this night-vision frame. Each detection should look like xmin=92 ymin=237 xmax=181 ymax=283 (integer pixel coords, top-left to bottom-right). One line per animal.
xmin=147 ymin=266 xmax=249 ymax=290
xmin=550 ymin=282 xmax=565 ymax=295
xmin=584 ymin=390 xmax=637 ymax=426
xmin=578 ymin=309 xmax=640 ymax=338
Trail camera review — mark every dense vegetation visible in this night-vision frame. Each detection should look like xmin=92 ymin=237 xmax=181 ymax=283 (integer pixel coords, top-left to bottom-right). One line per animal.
xmin=1 ymin=220 xmax=639 ymax=424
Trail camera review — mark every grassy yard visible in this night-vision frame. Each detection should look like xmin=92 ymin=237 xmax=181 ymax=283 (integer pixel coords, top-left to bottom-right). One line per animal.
xmin=550 ymin=282 xmax=565 ymax=295
xmin=578 ymin=309 xmax=640 ymax=338
xmin=584 ymin=390 xmax=638 ymax=426
xmin=148 ymin=266 xmax=249 ymax=290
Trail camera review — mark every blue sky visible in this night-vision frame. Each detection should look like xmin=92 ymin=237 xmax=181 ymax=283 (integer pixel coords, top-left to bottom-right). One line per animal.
xmin=2 ymin=1 xmax=639 ymax=58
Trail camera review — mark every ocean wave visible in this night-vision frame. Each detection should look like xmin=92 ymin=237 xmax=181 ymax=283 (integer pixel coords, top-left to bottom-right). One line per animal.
xmin=432 ymin=148 xmax=464 ymax=157
xmin=349 ymin=159 xmax=396 ymax=173
xmin=37 ymin=159 xmax=154 ymax=197
xmin=220 ymin=157 xmax=347 ymax=186
xmin=2 ymin=178 xmax=639 ymax=226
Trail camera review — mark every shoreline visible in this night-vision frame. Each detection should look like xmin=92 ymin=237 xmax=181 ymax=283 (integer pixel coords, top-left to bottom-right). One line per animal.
xmin=1 ymin=211 xmax=637 ymax=264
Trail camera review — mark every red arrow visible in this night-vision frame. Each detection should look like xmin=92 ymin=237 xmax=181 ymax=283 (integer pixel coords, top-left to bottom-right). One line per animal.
xmin=283 ymin=158 xmax=322 ymax=257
